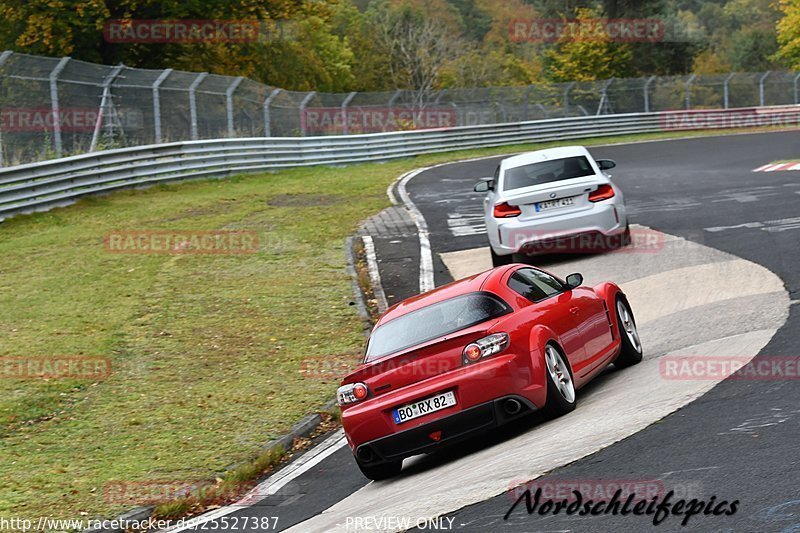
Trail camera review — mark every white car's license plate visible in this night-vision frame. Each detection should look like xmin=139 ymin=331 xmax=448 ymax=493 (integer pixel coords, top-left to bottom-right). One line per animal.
xmin=535 ymin=197 xmax=575 ymax=212
xmin=392 ymin=391 xmax=456 ymax=424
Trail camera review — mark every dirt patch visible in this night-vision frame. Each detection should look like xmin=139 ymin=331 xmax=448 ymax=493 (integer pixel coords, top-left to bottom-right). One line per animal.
xmin=267 ymin=193 xmax=342 ymax=207
xmin=155 ymin=199 xmax=241 ymax=223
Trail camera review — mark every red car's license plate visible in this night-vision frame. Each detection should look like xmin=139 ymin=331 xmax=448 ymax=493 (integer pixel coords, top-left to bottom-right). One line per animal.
xmin=392 ymin=391 xmax=456 ymax=424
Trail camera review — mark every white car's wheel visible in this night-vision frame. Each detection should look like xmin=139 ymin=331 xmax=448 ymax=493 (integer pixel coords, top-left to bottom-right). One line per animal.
xmin=490 ymin=248 xmax=512 ymax=267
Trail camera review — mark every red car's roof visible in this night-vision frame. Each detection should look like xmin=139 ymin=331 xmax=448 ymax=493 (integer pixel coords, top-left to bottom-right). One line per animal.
xmin=375 ymin=265 xmax=514 ymax=327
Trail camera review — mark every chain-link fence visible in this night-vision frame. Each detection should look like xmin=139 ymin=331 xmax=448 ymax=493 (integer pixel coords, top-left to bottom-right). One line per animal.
xmin=1 ymin=50 xmax=799 ymax=166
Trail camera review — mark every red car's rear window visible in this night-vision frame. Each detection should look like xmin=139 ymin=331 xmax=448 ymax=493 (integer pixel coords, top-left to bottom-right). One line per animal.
xmin=365 ymin=292 xmax=511 ymax=361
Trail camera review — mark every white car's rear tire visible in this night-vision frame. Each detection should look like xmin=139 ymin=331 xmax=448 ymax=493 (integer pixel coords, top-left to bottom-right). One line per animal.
xmin=491 ymin=248 xmax=513 ymax=267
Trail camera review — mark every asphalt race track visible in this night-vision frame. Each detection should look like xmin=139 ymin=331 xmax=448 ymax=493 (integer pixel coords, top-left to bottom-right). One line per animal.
xmin=170 ymin=131 xmax=800 ymax=533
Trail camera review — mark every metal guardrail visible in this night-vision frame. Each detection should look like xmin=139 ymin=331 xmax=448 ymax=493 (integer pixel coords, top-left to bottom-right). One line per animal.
xmin=1 ymin=105 xmax=798 ymax=221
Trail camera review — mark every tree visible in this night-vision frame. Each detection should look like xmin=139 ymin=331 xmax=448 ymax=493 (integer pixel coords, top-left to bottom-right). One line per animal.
xmin=774 ymin=0 xmax=800 ymax=68
xmin=0 ymin=0 xmax=110 ymax=61
xmin=439 ymin=49 xmax=539 ymax=87
xmin=543 ymin=7 xmax=633 ymax=82
xmin=369 ymin=1 xmax=465 ymax=106
xmin=254 ymin=16 xmax=356 ymax=92
xmin=0 ymin=0 xmax=346 ymax=86
xmin=329 ymin=0 xmax=394 ymax=91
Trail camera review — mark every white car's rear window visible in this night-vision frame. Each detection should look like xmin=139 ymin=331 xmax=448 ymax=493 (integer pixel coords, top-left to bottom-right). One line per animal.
xmin=503 ymin=155 xmax=594 ymax=191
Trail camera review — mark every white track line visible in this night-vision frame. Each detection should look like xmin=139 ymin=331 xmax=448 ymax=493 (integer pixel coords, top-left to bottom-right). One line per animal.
xmin=397 ymin=168 xmax=435 ymax=293
xmin=362 ymin=235 xmax=389 ymax=314
xmin=162 ymin=430 xmax=347 ymax=532
xmin=394 ymin=154 xmax=505 ymax=294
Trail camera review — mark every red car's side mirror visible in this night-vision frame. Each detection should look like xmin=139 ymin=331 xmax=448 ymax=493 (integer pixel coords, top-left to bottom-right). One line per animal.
xmin=565 ymin=273 xmax=583 ymax=289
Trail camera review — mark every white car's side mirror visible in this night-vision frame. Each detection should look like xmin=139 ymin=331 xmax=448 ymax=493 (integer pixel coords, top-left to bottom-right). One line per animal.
xmin=473 ymin=179 xmax=493 ymax=192
xmin=597 ymin=159 xmax=616 ymax=170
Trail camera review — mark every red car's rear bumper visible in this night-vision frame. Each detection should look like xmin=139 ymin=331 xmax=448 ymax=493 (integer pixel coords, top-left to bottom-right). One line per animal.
xmin=341 ymin=352 xmax=547 ymax=464
xmin=353 ymin=394 xmax=536 ymax=465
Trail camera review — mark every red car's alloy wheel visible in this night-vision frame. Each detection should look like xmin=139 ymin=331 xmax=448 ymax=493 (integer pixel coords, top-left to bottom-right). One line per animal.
xmin=617 ymin=299 xmax=642 ymax=353
xmin=545 ymin=345 xmax=575 ymax=403
xmin=541 ymin=343 xmax=576 ymax=419
xmin=614 ymin=297 xmax=643 ymax=368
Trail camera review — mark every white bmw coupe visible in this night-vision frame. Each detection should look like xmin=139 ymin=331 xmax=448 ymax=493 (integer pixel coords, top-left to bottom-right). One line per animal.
xmin=474 ymin=146 xmax=630 ymax=266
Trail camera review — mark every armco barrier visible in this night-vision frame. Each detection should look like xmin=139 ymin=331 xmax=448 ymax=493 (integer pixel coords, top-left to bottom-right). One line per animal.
xmin=1 ymin=105 xmax=798 ymax=221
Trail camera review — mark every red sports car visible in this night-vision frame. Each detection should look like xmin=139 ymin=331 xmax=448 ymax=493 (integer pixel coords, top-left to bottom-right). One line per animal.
xmin=337 ymin=264 xmax=642 ymax=480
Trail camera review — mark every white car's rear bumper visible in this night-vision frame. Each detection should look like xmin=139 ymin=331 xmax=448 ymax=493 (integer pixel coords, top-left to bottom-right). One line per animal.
xmin=489 ymin=202 xmax=628 ymax=256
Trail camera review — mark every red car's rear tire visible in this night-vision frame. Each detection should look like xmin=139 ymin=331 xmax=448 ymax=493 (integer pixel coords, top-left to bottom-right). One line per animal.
xmin=614 ymin=296 xmax=643 ymax=368
xmin=540 ymin=343 xmax=577 ymax=419
xmin=356 ymin=458 xmax=403 ymax=481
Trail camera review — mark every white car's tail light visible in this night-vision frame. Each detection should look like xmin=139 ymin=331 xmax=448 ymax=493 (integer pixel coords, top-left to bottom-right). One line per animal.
xmin=588 ymin=184 xmax=615 ymax=202
xmin=493 ymin=202 xmax=521 ymax=218
xmin=337 ymin=382 xmax=369 ymax=405
xmin=463 ymin=333 xmax=509 ymax=364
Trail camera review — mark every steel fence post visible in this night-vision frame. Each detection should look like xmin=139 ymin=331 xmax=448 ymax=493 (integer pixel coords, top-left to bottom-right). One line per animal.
xmin=225 ymin=76 xmax=244 ymax=137
xmin=759 ymin=71 xmax=771 ymax=107
xmin=597 ymin=77 xmax=614 ymax=115
xmin=299 ymin=92 xmax=316 ymax=137
xmin=524 ymin=85 xmax=534 ymax=120
xmin=263 ymin=88 xmax=281 ymax=137
xmin=341 ymin=91 xmax=357 ymax=135
xmin=684 ymin=74 xmax=696 ymax=110
xmin=644 ymin=76 xmax=655 ymax=113
xmin=90 ymin=64 xmax=124 ymax=152
xmin=535 ymin=103 xmax=549 ymax=118
xmin=723 ymin=73 xmax=735 ymax=109
xmin=188 ymin=72 xmax=208 ymax=141
xmin=0 ymin=51 xmax=12 ymax=166
xmin=49 ymin=57 xmax=71 ymax=158
xmin=563 ymin=82 xmax=575 ymax=116
xmin=794 ymin=73 xmax=800 ymax=105
xmin=433 ymin=89 xmax=449 ymax=123
xmin=152 ymin=68 xmax=172 ymax=144
xmin=388 ymin=89 xmax=402 ymax=106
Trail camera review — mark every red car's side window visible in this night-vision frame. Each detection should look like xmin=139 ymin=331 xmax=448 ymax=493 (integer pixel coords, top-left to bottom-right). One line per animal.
xmin=508 ymin=268 xmax=564 ymax=303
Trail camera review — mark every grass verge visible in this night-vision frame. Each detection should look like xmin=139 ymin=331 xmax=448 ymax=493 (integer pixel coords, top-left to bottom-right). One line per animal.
xmin=0 ymin=125 xmax=791 ymax=524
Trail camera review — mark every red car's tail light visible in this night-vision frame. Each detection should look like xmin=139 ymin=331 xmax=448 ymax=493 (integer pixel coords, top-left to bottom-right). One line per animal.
xmin=588 ymin=184 xmax=615 ymax=202
xmin=337 ymin=382 xmax=369 ymax=405
xmin=493 ymin=202 xmax=521 ymax=218
xmin=464 ymin=344 xmax=483 ymax=362
xmin=462 ymin=333 xmax=509 ymax=365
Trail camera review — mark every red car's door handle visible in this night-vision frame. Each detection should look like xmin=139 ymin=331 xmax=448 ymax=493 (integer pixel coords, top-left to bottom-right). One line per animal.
xmin=569 ymin=307 xmax=580 ymax=315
